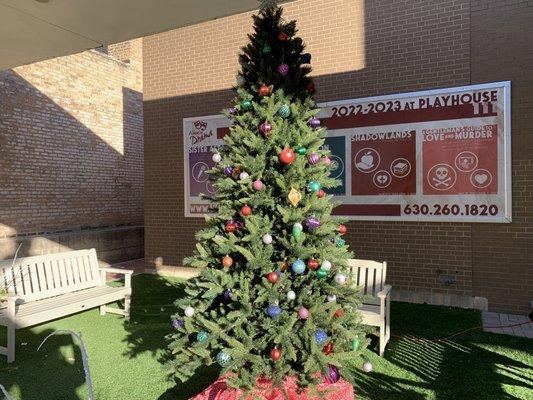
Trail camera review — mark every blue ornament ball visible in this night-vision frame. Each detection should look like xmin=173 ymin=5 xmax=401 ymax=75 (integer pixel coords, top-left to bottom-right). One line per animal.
xmin=216 ymin=351 xmax=232 ymax=366
xmin=301 ymin=53 xmax=312 ymax=64
xmin=278 ymin=104 xmax=291 ymax=118
xmin=336 ymin=238 xmax=346 ymax=247
xmin=291 ymin=259 xmax=306 ymax=274
xmin=266 ymin=304 xmax=282 ymax=318
xmin=315 ymin=330 xmax=328 ymax=344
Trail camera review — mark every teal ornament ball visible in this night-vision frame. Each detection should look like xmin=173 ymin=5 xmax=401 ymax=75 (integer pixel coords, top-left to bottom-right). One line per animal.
xmin=316 ymin=268 xmax=327 ymax=279
xmin=336 ymin=238 xmax=346 ymax=247
xmin=262 ymin=45 xmax=272 ymax=54
xmin=196 ymin=331 xmax=208 ymax=342
xmin=291 ymin=259 xmax=306 ymax=274
xmin=216 ymin=351 xmax=232 ymax=366
xmin=278 ymin=104 xmax=291 ymax=118
xmin=307 ymin=180 xmax=322 ymax=192
xmin=297 ymin=146 xmax=308 ymax=155
xmin=241 ymin=99 xmax=252 ymax=110
xmin=351 ymin=336 xmax=361 ymax=351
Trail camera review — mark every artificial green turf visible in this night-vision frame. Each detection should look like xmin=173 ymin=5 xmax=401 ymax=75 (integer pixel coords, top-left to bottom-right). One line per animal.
xmin=1 ymin=274 xmax=532 ymax=399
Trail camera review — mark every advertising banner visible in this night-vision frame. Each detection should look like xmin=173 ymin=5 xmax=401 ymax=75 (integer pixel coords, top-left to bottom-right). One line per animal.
xmin=184 ymin=81 xmax=511 ymax=222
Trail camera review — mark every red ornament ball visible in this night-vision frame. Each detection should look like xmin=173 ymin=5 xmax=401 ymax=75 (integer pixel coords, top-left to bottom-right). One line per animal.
xmin=267 ymin=271 xmax=279 ymax=283
xmin=323 ymin=342 xmax=334 ymax=355
xmin=278 ymin=32 xmax=288 ymax=41
xmin=338 ymin=224 xmax=347 ymax=235
xmin=259 ymin=85 xmax=270 ymax=96
xmin=279 ymin=147 xmax=296 ymax=164
xmin=222 ymin=255 xmax=233 ymax=268
xmin=317 ymin=189 xmax=326 ymax=198
xmin=333 ymin=309 xmax=345 ymax=318
xmin=307 ymin=81 xmax=315 ymax=93
xmin=226 ymin=221 xmax=237 ymax=233
xmin=307 ymin=259 xmax=319 ymax=270
xmin=270 ymin=347 xmax=282 ymax=361
xmin=240 ymin=204 xmax=252 ymax=216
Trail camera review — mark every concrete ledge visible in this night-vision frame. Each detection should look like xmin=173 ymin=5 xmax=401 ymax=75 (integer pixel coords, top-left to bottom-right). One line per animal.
xmin=0 ymin=225 xmax=144 ymax=265
xmin=147 ymin=266 xmax=200 ymax=279
xmin=391 ymin=289 xmax=488 ymax=311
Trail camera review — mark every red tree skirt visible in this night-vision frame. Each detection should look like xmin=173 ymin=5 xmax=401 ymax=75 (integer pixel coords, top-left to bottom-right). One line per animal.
xmin=188 ymin=375 xmax=355 ymax=400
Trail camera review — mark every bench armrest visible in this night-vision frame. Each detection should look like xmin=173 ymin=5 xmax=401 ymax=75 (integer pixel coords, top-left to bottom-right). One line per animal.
xmin=377 ymin=284 xmax=392 ymax=299
xmin=99 ymin=268 xmax=133 ymax=288
xmin=3 ymin=294 xmax=19 ymax=317
xmin=99 ymin=267 xmax=134 ymax=275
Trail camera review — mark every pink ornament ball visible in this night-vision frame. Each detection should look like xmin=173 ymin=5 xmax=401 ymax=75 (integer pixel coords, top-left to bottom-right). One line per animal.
xmin=260 ymin=122 xmax=272 ymax=135
xmin=323 ymin=156 xmax=332 ymax=166
xmin=278 ymin=63 xmax=289 ymax=76
xmin=252 ymin=180 xmax=264 ymax=191
xmin=298 ymin=307 xmax=309 ymax=320
xmin=308 ymin=153 xmax=320 ymax=165
xmin=363 ymin=361 xmax=373 ymax=373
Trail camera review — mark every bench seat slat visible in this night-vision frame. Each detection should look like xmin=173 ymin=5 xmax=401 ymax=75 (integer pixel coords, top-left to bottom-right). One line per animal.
xmin=0 ymin=285 xmax=130 ymax=329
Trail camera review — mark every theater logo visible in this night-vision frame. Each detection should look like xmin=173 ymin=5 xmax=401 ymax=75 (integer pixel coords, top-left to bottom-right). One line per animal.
xmin=188 ymin=120 xmax=213 ymax=145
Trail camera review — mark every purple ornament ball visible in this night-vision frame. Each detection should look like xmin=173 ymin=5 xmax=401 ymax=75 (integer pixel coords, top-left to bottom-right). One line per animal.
xmin=223 ymin=289 xmax=232 ymax=300
xmin=325 ymin=365 xmax=340 ymax=384
xmin=278 ymin=63 xmax=289 ymax=76
xmin=228 ymin=107 xmax=237 ymax=115
xmin=309 ymin=117 xmax=321 ymax=128
xmin=224 ymin=166 xmax=233 ymax=176
xmin=172 ymin=319 xmax=184 ymax=330
xmin=306 ymin=216 xmax=321 ymax=229
xmin=308 ymin=153 xmax=320 ymax=165
xmin=260 ymin=122 xmax=272 ymax=135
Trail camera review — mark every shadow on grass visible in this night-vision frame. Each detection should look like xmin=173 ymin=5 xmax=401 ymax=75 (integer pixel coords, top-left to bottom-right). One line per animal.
xmin=352 ymin=302 xmax=533 ymax=400
xmin=0 ymin=328 xmax=87 ymax=399
xmin=122 ymin=274 xmax=222 ymax=400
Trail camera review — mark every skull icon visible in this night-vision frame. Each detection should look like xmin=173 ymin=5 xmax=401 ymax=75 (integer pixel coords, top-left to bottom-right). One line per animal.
xmin=427 ymin=163 xmax=457 ymax=191
xmin=435 ymin=166 xmax=448 ymax=181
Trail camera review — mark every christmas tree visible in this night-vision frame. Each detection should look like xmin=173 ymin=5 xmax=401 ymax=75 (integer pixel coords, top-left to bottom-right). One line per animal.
xmin=168 ymin=2 xmax=368 ymax=391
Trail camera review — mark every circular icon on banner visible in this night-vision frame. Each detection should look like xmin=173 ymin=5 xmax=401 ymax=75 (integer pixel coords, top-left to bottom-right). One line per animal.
xmin=373 ymin=170 xmax=391 ymax=189
xmin=191 ymin=162 xmax=209 ymax=183
xmin=427 ymin=163 xmax=457 ymax=191
xmin=390 ymin=158 xmax=412 ymax=178
xmin=329 ymin=155 xmax=345 ymax=179
xmin=455 ymin=151 xmax=478 ymax=172
xmin=205 ymin=181 xmax=216 ymax=194
xmin=354 ymin=148 xmax=380 ymax=173
xmin=470 ymin=168 xmax=492 ymax=188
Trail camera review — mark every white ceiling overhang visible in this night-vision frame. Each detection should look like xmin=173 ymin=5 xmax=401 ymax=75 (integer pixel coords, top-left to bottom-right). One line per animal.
xmin=0 ymin=0 xmax=290 ymax=70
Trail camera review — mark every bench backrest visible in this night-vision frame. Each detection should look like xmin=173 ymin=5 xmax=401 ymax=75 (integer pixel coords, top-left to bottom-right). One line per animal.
xmin=0 ymin=248 xmax=102 ymax=302
xmin=348 ymin=258 xmax=387 ymax=297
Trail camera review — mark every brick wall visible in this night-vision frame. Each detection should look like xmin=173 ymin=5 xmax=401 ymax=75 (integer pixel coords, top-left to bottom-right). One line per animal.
xmin=0 ymin=39 xmax=144 ymax=263
xmin=143 ymin=0 xmax=533 ymax=313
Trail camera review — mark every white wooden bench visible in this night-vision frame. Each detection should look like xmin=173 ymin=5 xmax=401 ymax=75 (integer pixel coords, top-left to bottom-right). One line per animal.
xmin=349 ymin=258 xmax=391 ymax=356
xmin=0 ymin=248 xmax=132 ymax=363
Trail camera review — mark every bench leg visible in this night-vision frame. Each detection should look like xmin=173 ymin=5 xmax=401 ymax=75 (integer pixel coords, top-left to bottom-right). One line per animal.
xmin=100 ymin=305 xmax=107 ymax=316
xmin=7 ymin=323 xmax=15 ymax=363
xmin=379 ymin=320 xmax=386 ymax=357
xmin=124 ymin=295 xmax=131 ymax=321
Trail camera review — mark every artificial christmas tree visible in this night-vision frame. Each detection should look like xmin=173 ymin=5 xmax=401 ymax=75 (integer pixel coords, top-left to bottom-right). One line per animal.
xmin=168 ymin=2 xmax=369 ymax=395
